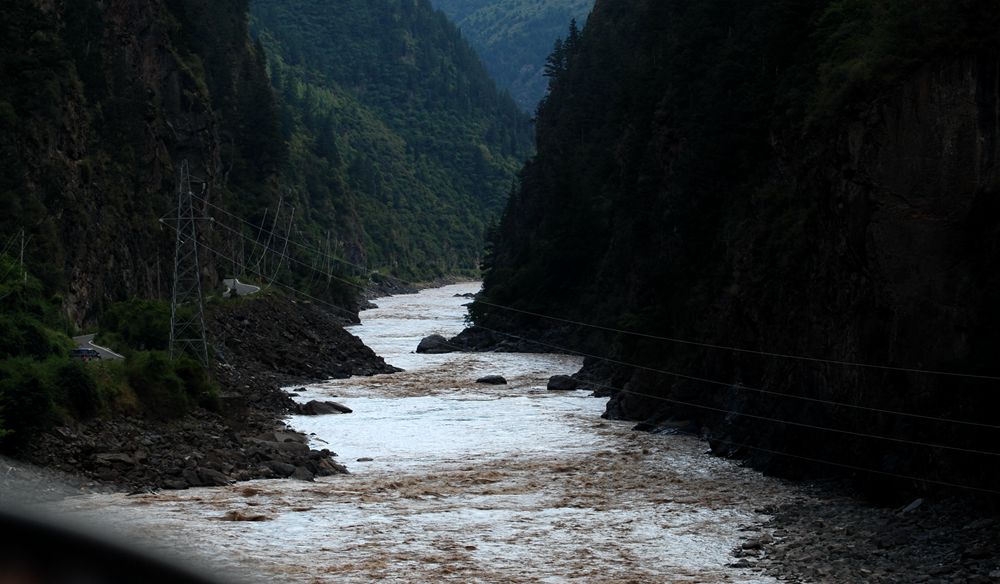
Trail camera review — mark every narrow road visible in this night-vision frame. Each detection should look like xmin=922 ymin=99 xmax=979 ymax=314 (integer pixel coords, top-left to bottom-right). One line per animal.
xmin=72 ymin=334 xmax=124 ymax=361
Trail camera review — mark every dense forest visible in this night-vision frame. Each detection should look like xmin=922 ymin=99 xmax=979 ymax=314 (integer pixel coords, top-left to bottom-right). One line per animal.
xmin=0 ymin=0 xmax=253 ymax=449
xmin=431 ymin=0 xmax=593 ymax=111
xmin=473 ymin=0 xmax=1000 ymax=496
xmin=0 ymin=0 xmax=529 ymax=450
xmin=249 ymin=0 xmax=533 ymax=278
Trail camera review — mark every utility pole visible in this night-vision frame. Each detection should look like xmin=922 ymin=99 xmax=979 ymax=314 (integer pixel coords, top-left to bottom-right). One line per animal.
xmin=168 ymin=160 xmax=210 ymax=369
xmin=265 ymin=205 xmax=294 ymax=287
xmin=325 ymin=230 xmax=332 ymax=283
xmin=254 ymin=196 xmax=282 ymax=277
xmin=19 ymin=229 xmax=25 ymax=284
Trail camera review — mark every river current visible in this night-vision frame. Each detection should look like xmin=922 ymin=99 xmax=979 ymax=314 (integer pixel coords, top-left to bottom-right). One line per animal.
xmin=55 ymin=283 xmax=795 ymax=583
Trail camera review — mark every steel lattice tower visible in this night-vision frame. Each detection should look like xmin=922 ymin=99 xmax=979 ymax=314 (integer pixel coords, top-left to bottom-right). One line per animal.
xmin=168 ymin=160 xmax=210 ymax=368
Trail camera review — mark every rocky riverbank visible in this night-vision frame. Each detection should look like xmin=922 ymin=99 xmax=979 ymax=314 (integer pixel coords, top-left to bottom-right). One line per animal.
xmin=738 ymin=484 xmax=1000 ymax=583
xmin=20 ymin=295 xmax=398 ymax=494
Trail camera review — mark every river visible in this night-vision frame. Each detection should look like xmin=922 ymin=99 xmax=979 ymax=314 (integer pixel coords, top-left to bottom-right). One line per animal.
xmin=55 ymin=283 xmax=796 ymax=583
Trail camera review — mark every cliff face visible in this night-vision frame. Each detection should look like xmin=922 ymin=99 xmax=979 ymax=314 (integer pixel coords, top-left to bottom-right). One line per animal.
xmin=612 ymin=55 xmax=1000 ymax=491
xmin=1 ymin=0 xmax=268 ymax=325
xmin=475 ymin=0 xmax=1000 ymax=495
xmin=736 ymin=56 xmax=1000 ymax=392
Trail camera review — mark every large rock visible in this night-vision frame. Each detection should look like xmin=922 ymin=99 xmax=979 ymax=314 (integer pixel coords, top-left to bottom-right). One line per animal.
xmin=547 ymin=375 xmax=578 ymax=391
xmin=265 ymin=460 xmax=296 ymax=478
xmin=476 ymin=375 xmax=507 ymax=385
xmin=295 ymin=400 xmax=353 ymax=415
xmin=198 ymin=468 xmax=232 ymax=486
xmin=291 ymin=466 xmax=315 ymax=481
xmin=448 ymin=326 xmax=499 ymax=351
xmin=416 ymin=334 xmax=454 ymax=354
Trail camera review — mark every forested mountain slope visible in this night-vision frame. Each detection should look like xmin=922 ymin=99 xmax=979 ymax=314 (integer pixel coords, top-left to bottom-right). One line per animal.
xmin=1 ymin=0 xmax=531 ymax=327
xmin=250 ymin=0 xmax=533 ymax=278
xmin=0 ymin=0 xmax=274 ymax=324
xmin=473 ymin=0 xmax=1000 ymax=496
xmin=430 ymin=0 xmax=593 ymax=111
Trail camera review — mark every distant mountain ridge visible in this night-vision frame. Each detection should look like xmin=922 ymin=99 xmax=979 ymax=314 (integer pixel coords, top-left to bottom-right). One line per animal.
xmin=431 ymin=0 xmax=594 ymax=111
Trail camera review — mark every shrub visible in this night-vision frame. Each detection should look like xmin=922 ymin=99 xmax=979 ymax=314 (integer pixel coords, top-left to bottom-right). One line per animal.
xmin=125 ymin=351 xmax=189 ymax=420
xmin=0 ymin=357 xmax=59 ymax=451
xmin=56 ymin=360 xmax=101 ymax=420
xmin=97 ymin=299 xmax=171 ymax=354
xmin=88 ymin=360 xmax=137 ymax=415
xmin=173 ymin=355 xmax=220 ymax=412
xmin=0 ymin=313 xmax=70 ymax=359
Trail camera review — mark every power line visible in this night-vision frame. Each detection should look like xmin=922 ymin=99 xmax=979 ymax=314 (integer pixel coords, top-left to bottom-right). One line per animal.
xmin=195 ymin=200 xmax=1000 ymax=430
xmin=701 ymin=435 xmax=1000 ymax=496
xmin=192 ymin=193 xmax=364 ymax=272
xmin=0 ymin=231 xmax=19 ymax=258
xmin=197 ymin=192 xmax=1000 ymax=382
xmin=473 ymin=301 xmax=1000 ymax=382
xmin=253 ymin=196 xmax=282 ymax=276
xmin=467 ymin=324 xmax=1000 ymax=457
xmin=265 ymin=204 xmax=295 ymax=289
xmin=160 ymin=219 xmax=360 ymax=320
xmin=207 ymin=216 xmax=367 ymax=292
xmin=428 ymin=325 xmax=1000 ymax=495
xmin=469 ymin=324 xmax=1000 ymax=430
xmin=160 ymin=216 xmax=1000 ymax=493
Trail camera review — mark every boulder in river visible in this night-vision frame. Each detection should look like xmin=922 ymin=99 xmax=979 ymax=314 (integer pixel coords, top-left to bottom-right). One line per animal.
xmin=416 ymin=334 xmax=454 ymax=354
xmin=547 ymin=375 xmax=578 ymax=391
xmin=295 ymin=400 xmax=353 ymax=415
xmin=476 ymin=375 xmax=508 ymax=385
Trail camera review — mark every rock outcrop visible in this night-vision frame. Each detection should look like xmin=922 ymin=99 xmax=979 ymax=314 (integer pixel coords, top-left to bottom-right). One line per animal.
xmin=209 ymin=295 xmax=400 ymax=391
xmin=469 ymin=0 xmax=1000 ymax=495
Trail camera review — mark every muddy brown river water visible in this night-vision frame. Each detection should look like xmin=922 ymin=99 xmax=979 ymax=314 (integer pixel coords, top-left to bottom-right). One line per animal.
xmin=54 ymin=283 xmax=803 ymax=582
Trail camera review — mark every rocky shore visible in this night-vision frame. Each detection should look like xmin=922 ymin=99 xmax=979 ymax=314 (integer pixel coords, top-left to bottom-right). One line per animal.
xmin=736 ymin=485 xmax=1000 ymax=583
xmin=20 ymin=295 xmax=398 ymax=494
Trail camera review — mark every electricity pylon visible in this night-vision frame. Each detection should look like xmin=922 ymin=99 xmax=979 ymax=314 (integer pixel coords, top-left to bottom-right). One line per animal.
xmin=168 ymin=160 xmax=210 ymax=368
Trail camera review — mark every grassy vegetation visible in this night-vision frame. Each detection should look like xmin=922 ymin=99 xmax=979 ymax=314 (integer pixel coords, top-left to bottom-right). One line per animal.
xmin=95 ymin=299 xmax=170 ymax=355
xmin=0 ymin=264 xmax=218 ymax=452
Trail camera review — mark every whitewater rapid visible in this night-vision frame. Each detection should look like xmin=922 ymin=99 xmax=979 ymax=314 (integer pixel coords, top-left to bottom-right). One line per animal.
xmin=54 ymin=283 xmax=791 ymax=582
